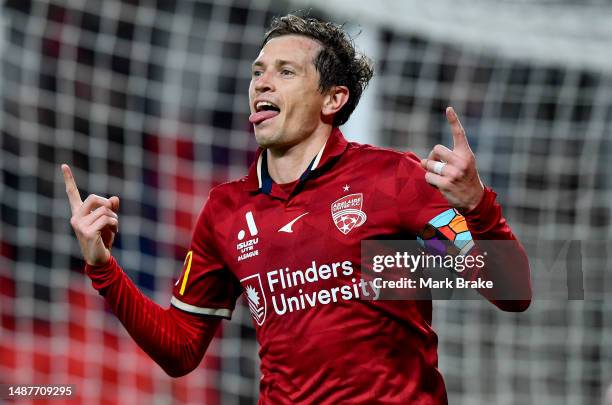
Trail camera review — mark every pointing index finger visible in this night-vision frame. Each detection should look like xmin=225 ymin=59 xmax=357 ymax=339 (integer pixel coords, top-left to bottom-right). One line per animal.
xmin=446 ymin=107 xmax=470 ymax=152
xmin=61 ymin=164 xmax=82 ymax=213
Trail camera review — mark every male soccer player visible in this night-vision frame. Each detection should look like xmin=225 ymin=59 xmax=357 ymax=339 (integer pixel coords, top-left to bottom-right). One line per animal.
xmin=62 ymin=14 xmax=531 ymax=404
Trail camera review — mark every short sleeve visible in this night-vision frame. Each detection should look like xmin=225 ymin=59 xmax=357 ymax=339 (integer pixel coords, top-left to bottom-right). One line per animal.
xmin=396 ymin=152 xmax=474 ymax=253
xmin=171 ymin=196 xmax=242 ymax=319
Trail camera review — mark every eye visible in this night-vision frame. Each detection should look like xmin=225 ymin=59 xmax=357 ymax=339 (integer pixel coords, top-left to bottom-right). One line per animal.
xmin=280 ymin=69 xmax=294 ymax=76
xmin=252 ymin=69 xmax=263 ymax=77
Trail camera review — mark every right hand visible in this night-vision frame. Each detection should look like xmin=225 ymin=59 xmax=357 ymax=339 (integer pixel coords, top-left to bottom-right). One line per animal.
xmin=62 ymin=164 xmax=120 ymax=266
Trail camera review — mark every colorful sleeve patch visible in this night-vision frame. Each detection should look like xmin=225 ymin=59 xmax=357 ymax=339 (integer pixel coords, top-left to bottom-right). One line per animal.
xmin=417 ymin=208 xmax=474 ymax=255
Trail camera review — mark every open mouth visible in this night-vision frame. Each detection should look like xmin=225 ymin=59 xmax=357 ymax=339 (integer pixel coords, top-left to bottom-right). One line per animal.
xmin=249 ymin=101 xmax=281 ymax=125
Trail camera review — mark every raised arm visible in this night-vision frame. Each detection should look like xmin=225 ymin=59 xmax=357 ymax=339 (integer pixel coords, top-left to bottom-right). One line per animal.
xmin=62 ymin=164 xmax=220 ymax=377
xmin=419 ymin=108 xmax=532 ymax=311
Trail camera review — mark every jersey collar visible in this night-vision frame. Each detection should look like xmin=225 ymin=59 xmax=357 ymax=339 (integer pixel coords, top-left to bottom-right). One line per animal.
xmin=245 ymin=127 xmax=349 ymax=198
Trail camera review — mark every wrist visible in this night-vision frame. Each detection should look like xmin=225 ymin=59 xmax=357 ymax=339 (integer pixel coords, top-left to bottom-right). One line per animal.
xmin=85 ymin=256 xmax=121 ymax=292
xmin=462 ymin=186 xmax=495 ymax=217
xmin=464 ymin=183 xmax=485 ymax=212
xmin=86 ymin=254 xmax=111 ymax=267
xmin=460 ymin=186 xmax=502 ymax=235
xmin=460 ymin=183 xmax=487 ymax=215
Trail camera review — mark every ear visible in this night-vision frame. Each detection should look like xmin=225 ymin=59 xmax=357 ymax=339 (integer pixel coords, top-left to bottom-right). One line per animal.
xmin=321 ymin=85 xmax=349 ymax=120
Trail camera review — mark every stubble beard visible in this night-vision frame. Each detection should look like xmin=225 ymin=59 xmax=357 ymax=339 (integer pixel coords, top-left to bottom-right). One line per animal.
xmin=254 ymin=127 xmax=283 ymax=149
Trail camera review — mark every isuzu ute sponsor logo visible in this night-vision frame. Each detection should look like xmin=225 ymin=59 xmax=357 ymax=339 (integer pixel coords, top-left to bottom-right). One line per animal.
xmin=236 ymin=211 xmax=259 ymax=262
xmin=240 ymin=274 xmax=267 ymax=326
xmin=331 ymin=193 xmax=367 ymax=234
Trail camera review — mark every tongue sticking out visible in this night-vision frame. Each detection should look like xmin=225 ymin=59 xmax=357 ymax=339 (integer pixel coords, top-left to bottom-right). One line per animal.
xmin=249 ymin=110 xmax=279 ymax=124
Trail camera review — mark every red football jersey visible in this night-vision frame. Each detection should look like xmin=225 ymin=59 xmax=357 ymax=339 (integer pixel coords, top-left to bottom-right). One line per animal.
xmin=171 ymin=128 xmax=460 ymax=403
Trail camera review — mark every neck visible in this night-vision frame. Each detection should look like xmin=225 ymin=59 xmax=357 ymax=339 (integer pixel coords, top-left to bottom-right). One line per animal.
xmin=266 ymin=125 xmax=332 ymax=184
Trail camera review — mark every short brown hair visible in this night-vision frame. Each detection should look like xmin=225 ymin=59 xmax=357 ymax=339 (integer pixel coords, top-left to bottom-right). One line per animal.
xmin=263 ymin=14 xmax=374 ymax=127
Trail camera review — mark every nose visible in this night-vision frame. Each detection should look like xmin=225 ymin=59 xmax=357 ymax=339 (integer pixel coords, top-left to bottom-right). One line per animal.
xmin=254 ymin=70 xmax=274 ymax=93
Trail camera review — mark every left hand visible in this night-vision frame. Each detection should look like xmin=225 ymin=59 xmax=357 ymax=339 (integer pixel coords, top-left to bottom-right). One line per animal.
xmin=421 ymin=107 xmax=484 ymax=212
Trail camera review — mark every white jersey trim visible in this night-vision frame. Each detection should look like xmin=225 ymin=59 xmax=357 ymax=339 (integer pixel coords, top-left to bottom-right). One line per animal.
xmin=311 ymin=138 xmax=328 ymax=170
xmin=170 ymin=296 xmax=232 ymax=319
xmin=256 ymin=153 xmax=263 ymax=188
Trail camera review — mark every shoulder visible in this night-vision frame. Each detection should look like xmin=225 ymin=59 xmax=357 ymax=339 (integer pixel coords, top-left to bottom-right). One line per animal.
xmin=205 ymin=177 xmax=249 ymax=210
xmin=193 ymin=177 xmax=248 ymax=230
xmin=208 ymin=177 xmax=245 ymax=198
xmin=344 ymin=141 xmax=423 ymax=170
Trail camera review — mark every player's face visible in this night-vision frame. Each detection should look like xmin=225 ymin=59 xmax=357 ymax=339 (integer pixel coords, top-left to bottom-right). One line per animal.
xmin=249 ymin=35 xmax=328 ymax=149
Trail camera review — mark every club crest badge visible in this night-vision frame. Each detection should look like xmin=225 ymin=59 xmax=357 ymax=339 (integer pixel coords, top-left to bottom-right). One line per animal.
xmin=240 ymin=274 xmax=267 ymax=326
xmin=331 ymin=193 xmax=368 ymax=235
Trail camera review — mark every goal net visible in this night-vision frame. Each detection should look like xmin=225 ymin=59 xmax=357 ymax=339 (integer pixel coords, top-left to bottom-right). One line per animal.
xmin=1 ymin=0 xmax=611 ymax=404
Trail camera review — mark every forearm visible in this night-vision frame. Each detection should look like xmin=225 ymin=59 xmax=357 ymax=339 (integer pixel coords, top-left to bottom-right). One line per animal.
xmin=463 ymin=187 xmax=532 ymax=311
xmin=85 ymin=256 xmax=221 ymax=377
